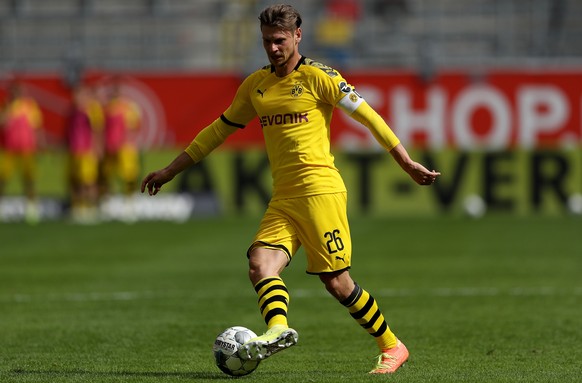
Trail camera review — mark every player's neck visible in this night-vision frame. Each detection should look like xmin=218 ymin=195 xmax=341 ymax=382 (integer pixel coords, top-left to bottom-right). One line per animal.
xmin=274 ymin=53 xmax=302 ymax=77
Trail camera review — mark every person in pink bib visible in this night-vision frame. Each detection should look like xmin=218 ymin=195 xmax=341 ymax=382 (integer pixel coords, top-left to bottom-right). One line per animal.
xmin=0 ymin=81 xmax=44 ymax=223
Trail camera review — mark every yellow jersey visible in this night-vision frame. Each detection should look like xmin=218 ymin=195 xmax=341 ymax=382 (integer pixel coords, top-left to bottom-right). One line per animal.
xmin=223 ymin=57 xmax=368 ymax=200
xmin=186 ymin=56 xmax=400 ymax=200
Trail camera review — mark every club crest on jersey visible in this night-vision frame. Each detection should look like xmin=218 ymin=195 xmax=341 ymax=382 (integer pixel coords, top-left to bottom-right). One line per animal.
xmin=291 ymin=82 xmax=304 ymax=97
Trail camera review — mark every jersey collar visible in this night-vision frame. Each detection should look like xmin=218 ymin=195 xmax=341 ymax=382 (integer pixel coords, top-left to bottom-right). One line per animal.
xmin=294 ymin=55 xmax=306 ymax=71
xmin=269 ymin=55 xmax=306 ymax=73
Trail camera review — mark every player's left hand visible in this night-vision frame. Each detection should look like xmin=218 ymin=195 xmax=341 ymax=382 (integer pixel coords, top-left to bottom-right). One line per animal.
xmin=407 ymin=162 xmax=441 ymax=186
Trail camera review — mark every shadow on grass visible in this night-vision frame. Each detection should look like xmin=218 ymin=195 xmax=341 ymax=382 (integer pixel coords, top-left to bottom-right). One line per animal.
xmin=9 ymin=368 xmax=233 ymax=380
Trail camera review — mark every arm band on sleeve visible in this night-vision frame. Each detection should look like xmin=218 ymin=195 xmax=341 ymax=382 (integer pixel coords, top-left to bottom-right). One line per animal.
xmin=349 ymin=101 xmax=400 ymax=151
xmin=184 ymin=117 xmax=238 ymax=163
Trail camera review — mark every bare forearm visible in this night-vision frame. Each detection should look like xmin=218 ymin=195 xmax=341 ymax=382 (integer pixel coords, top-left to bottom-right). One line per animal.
xmin=165 ymin=151 xmax=195 ymax=177
xmin=389 ymin=144 xmax=441 ymax=185
xmin=141 ymin=151 xmax=194 ymax=195
xmin=142 ymin=118 xmax=236 ymax=196
xmin=389 ymin=144 xmax=414 ymax=171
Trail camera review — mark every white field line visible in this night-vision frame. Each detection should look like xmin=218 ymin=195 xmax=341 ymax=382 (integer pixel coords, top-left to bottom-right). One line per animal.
xmin=3 ymin=286 xmax=582 ymax=304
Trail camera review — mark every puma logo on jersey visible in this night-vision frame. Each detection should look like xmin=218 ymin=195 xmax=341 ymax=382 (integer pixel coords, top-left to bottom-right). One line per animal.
xmin=257 ymin=89 xmax=267 ymax=97
xmin=335 ymin=255 xmax=346 ymax=263
xmin=259 ymin=112 xmax=308 ymax=128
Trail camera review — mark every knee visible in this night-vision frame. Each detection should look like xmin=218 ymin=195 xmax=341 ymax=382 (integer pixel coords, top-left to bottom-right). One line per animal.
xmin=247 ymin=248 xmax=288 ymax=285
xmin=248 ymin=256 xmax=264 ymax=285
xmin=248 ymin=257 xmax=264 ymax=284
xmin=320 ymin=272 xmax=355 ymax=301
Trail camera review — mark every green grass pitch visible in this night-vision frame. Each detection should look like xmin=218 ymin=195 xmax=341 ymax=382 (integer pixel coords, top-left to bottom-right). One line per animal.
xmin=1 ymin=215 xmax=581 ymax=382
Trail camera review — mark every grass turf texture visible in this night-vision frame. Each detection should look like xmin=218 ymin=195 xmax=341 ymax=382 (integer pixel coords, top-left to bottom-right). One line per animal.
xmin=1 ymin=215 xmax=580 ymax=382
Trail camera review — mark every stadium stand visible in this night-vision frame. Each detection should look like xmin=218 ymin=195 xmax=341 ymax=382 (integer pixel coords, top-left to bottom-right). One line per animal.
xmin=0 ymin=0 xmax=581 ymax=73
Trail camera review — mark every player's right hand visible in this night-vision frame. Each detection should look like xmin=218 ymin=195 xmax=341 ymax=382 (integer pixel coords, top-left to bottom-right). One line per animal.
xmin=141 ymin=170 xmax=173 ymax=196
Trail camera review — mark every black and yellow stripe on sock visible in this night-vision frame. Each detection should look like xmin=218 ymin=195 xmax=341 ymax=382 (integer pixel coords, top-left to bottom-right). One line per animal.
xmin=341 ymin=283 xmax=397 ymax=349
xmin=254 ymin=276 xmax=290 ymax=328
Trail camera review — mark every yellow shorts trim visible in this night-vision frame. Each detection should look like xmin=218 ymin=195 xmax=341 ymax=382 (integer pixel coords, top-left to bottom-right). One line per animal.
xmin=249 ymin=192 xmax=352 ymax=274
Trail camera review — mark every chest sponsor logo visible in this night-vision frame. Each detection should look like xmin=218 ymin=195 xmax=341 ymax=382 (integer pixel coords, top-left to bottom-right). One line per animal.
xmin=259 ymin=112 xmax=309 ymax=128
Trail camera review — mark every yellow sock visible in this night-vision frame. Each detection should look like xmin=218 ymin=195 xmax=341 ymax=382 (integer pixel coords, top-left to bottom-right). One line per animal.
xmin=341 ymin=283 xmax=397 ymax=349
xmin=254 ymin=276 xmax=289 ymax=329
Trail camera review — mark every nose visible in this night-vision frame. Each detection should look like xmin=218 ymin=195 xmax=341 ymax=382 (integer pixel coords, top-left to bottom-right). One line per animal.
xmin=265 ymin=43 xmax=278 ymax=53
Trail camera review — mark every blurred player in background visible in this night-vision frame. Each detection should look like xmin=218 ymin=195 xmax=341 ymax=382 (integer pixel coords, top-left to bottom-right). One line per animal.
xmin=0 ymin=80 xmax=44 ymax=223
xmin=141 ymin=4 xmax=440 ymax=374
xmin=315 ymin=0 xmax=360 ymax=69
xmin=100 ymin=78 xmax=142 ymax=220
xmin=65 ymin=83 xmax=104 ymax=223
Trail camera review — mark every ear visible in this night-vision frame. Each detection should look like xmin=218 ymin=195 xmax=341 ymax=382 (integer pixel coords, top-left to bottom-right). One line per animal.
xmin=295 ymin=27 xmax=302 ymax=44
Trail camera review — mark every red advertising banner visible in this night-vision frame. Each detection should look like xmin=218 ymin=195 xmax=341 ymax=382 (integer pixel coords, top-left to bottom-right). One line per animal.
xmin=340 ymin=70 xmax=582 ymax=150
xmin=2 ymin=69 xmax=581 ymax=150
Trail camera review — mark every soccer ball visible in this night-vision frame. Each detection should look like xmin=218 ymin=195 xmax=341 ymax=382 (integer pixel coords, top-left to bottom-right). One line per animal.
xmin=463 ymin=194 xmax=486 ymax=218
xmin=567 ymin=193 xmax=582 ymax=215
xmin=213 ymin=326 xmax=260 ymax=376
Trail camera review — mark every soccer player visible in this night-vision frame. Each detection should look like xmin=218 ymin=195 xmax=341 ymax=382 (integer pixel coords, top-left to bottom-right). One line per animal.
xmin=141 ymin=4 xmax=440 ymax=374
xmin=0 ymin=81 xmax=44 ymax=223
xmin=65 ymin=84 xmax=104 ymax=223
xmin=100 ymin=78 xmax=142 ymax=220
